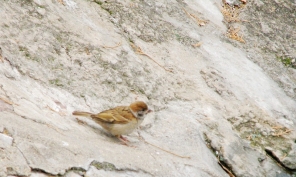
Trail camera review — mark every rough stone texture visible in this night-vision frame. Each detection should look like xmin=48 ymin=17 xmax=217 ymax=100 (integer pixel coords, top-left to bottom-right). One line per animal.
xmin=241 ymin=0 xmax=296 ymax=99
xmin=0 ymin=133 xmax=13 ymax=148
xmin=0 ymin=0 xmax=295 ymax=176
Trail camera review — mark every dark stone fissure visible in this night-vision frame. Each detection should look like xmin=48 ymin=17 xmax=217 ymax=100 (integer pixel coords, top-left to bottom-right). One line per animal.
xmin=265 ymin=148 xmax=296 ymax=175
xmin=203 ymin=133 xmax=236 ymax=177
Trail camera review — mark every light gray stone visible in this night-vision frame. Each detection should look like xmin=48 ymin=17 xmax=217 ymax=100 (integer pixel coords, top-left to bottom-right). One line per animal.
xmin=36 ymin=7 xmax=46 ymax=16
xmin=0 ymin=133 xmax=13 ymax=148
xmin=0 ymin=0 xmax=295 ymax=176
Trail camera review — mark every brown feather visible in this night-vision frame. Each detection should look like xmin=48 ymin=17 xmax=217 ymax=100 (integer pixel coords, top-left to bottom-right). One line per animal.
xmin=129 ymin=101 xmax=148 ymax=112
xmin=72 ymin=101 xmax=150 ymax=137
xmin=90 ymin=106 xmax=132 ymax=124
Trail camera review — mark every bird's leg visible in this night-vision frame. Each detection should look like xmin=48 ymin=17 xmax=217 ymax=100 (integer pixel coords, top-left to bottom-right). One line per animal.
xmin=116 ymin=135 xmax=130 ymax=145
xmin=119 ymin=135 xmax=130 ymax=142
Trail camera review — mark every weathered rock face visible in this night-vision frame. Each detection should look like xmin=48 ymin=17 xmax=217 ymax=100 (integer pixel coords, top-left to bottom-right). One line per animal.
xmin=0 ymin=0 xmax=295 ymax=177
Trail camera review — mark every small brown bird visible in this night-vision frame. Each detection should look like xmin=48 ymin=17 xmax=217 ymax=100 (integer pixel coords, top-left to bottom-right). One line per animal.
xmin=72 ymin=101 xmax=152 ymax=144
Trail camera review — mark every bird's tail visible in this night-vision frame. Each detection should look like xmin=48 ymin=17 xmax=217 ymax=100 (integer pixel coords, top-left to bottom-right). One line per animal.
xmin=72 ymin=111 xmax=93 ymax=117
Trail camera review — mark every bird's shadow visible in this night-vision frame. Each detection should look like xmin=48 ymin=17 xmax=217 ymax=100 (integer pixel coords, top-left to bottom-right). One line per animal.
xmin=75 ymin=117 xmax=116 ymax=141
xmin=75 ymin=117 xmax=142 ymax=145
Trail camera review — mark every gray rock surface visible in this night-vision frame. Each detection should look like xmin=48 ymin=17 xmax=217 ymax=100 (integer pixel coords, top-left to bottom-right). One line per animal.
xmin=0 ymin=0 xmax=295 ymax=176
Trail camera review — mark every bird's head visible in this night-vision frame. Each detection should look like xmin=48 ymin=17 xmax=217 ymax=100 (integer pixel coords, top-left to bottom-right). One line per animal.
xmin=129 ymin=101 xmax=152 ymax=119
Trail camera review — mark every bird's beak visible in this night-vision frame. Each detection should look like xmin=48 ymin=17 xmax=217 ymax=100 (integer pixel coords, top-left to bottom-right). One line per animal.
xmin=147 ymin=109 xmax=152 ymax=114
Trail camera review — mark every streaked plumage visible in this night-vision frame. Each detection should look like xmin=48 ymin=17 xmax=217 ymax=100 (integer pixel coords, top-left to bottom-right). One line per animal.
xmin=72 ymin=101 xmax=151 ymax=144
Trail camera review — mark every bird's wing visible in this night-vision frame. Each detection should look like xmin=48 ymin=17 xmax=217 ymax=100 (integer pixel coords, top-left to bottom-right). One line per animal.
xmin=90 ymin=106 xmax=134 ymax=124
